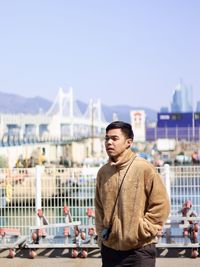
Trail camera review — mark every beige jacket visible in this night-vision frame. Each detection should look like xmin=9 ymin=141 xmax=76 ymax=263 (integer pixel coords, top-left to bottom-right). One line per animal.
xmin=95 ymin=149 xmax=170 ymax=250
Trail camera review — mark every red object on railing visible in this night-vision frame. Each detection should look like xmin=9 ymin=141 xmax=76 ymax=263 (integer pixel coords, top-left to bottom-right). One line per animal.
xmin=37 ymin=209 xmax=43 ymax=217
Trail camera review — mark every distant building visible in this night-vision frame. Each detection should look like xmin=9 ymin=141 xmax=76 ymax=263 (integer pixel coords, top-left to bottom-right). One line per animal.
xmin=130 ymin=110 xmax=146 ymax=142
xmin=171 ymin=86 xmax=182 ymax=112
xmin=197 ymin=100 xmax=200 ymax=112
xmin=157 ymin=112 xmax=200 ymax=127
xmin=157 ymin=112 xmax=193 ymax=127
xmin=171 ymin=80 xmax=193 ymax=112
xmin=143 ymin=112 xmax=200 ymax=142
xmin=160 ymin=107 xmax=169 ymax=113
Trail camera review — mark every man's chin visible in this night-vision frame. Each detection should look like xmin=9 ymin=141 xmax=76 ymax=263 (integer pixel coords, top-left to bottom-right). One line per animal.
xmin=107 ymin=151 xmax=114 ymax=156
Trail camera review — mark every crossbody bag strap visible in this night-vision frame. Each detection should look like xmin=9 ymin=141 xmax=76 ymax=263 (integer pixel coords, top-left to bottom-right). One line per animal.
xmin=108 ymin=155 xmax=137 ymax=226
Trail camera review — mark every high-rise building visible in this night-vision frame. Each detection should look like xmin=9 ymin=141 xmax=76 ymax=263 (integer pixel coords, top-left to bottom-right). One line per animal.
xmin=171 ymin=80 xmax=193 ymax=112
xmin=171 ymin=85 xmax=182 ymax=112
xmin=197 ymin=100 xmax=200 ymax=112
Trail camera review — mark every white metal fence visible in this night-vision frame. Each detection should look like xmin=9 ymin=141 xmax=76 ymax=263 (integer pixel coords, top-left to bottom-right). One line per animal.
xmin=0 ymin=165 xmax=200 ymax=236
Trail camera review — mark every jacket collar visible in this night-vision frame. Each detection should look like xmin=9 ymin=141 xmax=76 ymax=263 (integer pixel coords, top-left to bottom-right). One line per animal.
xmin=109 ymin=149 xmax=136 ymax=170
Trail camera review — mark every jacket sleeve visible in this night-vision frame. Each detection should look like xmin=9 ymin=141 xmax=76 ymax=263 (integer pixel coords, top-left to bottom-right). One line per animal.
xmin=95 ymin=171 xmax=104 ymax=247
xmin=139 ymin=167 xmax=170 ymax=238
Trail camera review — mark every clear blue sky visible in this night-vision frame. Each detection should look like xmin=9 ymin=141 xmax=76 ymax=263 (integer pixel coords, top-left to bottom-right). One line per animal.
xmin=0 ymin=0 xmax=200 ymax=111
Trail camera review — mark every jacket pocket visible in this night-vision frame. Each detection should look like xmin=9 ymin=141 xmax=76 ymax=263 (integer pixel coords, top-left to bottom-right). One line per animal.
xmin=138 ymin=217 xmax=157 ymax=240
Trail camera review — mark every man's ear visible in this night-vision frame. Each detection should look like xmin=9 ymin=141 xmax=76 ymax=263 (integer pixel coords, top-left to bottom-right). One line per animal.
xmin=126 ymin=139 xmax=133 ymax=148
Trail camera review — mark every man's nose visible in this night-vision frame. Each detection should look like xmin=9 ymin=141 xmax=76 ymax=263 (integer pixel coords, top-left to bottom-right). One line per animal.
xmin=106 ymin=138 xmax=113 ymax=144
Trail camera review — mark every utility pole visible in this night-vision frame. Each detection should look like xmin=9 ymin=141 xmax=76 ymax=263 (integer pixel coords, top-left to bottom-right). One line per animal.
xmin=91 ymin=101 xmax=95 ymax=157
xmin=90 ymin=100 xmax=96 ymax=157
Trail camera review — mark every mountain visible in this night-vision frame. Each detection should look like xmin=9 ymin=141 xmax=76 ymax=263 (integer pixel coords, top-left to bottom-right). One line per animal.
xmin=0 ymin=91 xmax=157 ymax=123
xmin=0 ymin=92 xmax=52 ymax=114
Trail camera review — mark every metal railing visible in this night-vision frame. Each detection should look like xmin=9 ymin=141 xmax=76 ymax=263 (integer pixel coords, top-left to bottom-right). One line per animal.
xmin=0 ymin=165 xmax=200 ymax=236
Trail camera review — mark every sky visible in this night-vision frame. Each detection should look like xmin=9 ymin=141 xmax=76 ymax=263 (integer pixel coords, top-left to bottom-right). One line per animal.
xmin=0 ymin=0 xmax=200 ymax=111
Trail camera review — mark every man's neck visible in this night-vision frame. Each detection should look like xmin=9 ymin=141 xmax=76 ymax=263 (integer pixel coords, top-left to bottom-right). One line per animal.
xmin=110 ymin=148 xmax=130 ymax=163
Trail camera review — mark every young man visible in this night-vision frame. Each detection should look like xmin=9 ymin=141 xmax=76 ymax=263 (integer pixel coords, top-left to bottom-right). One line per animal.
xmin=95 ymin=121 xmax=170 ymax=267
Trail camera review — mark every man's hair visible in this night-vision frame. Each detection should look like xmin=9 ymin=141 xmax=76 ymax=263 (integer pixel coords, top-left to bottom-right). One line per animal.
xmin=106 ymin=121 xmax=134 ymax=139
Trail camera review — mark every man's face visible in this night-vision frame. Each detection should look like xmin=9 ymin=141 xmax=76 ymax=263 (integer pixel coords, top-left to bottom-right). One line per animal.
xmin=105 ymin=128 xmax=132 ymax=161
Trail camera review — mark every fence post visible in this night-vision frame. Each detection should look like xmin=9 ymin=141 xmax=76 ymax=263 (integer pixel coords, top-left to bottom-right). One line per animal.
xmin=164 ymin=164 xmax=171 ymax=207
xmin=35 ymin=165 xmax=42 ymax=227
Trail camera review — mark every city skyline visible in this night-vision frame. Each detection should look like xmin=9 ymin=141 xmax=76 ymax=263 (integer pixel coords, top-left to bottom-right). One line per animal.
xmin=0 ymin=82 xmax=198 ymax=113
xmin=0 ymin=1 xmax=200 ymax=111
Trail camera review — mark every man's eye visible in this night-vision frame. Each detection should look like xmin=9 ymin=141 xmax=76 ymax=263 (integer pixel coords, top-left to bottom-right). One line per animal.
xmin=105 ymin=137 xmax=118 ymax=142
